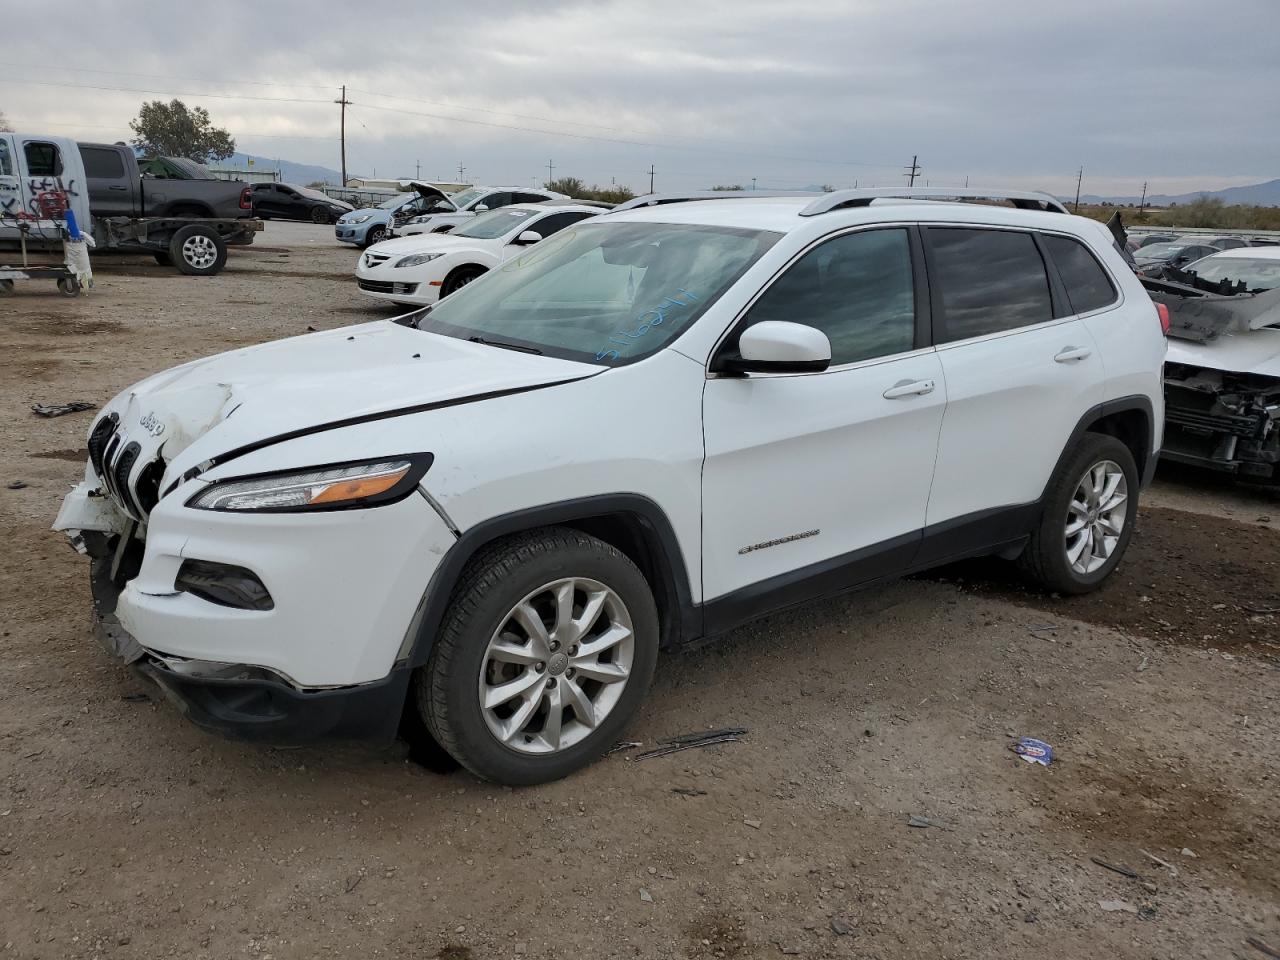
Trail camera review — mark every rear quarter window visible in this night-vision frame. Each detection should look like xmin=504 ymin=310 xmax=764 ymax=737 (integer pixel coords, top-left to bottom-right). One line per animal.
xmin=80 ymin=147 xmax=126 ymax=179
xmin=1042 ymin=234 xmax=1118 ymax=314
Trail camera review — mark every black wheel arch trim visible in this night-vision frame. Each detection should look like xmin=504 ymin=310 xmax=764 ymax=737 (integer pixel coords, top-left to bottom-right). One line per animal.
xmin=1049 ymin=394 xmax=1157 ymax=497
xmin=398 ymin=493 xmax=698 ymax=670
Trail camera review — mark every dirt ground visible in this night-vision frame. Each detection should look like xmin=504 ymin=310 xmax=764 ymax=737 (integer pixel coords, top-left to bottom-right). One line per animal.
xmin=1 ymin=222 xmax=1277 ymax=960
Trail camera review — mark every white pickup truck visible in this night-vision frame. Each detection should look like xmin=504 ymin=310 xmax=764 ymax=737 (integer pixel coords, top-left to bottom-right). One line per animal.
xmin=0 ymin=133 xmax=261 ymax=275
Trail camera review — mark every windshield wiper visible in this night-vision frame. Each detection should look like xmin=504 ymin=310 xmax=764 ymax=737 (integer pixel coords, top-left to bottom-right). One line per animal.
xmin=467 ymin=336 xmax=543 ymax=355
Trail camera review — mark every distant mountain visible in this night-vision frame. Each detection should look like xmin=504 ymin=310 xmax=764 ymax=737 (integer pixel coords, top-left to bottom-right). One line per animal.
xmin=221 ymin=152 xmax=345 ymax=186
xmin=1075 ymin=178 xmax=1280 ymax=208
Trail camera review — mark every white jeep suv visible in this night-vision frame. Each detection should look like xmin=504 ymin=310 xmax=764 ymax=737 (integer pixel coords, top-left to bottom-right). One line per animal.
xmin=54 ymin=188 xmax=1165 ymax=785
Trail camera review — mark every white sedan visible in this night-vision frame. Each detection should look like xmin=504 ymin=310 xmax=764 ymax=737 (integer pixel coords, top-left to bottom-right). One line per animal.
xmin=355 ymin=204 xmax=603 ymax=306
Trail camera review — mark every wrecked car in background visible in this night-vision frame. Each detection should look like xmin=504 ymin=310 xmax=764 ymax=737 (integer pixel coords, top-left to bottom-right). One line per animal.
xmin=1148 ymin=247 xmax=1280 ymax=481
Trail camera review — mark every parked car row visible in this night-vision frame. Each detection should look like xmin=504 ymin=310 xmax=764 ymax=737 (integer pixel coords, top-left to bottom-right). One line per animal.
xmin=57 ymin=186 xmax=1167 ymax=786
xmin=334 ymin=183 xmax=569 ymax=247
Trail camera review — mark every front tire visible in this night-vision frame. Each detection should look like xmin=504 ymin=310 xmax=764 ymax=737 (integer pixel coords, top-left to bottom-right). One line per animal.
xmin=310 ymin=206 xmax=330 ymax=224
xmin=1017 ymin=432 xmax=1139 ymax=594
xmin=441 ymin=265 xmax=485 ymax=297
xmin=416 ymin=528 xmax=659 ymax=785
xmin=363 ymin=224 xmax=387 ymax=247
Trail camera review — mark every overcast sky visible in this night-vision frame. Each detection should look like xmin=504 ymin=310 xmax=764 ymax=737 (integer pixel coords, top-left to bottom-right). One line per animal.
xmin=3 ymin=0 xmax=1276 ymax=197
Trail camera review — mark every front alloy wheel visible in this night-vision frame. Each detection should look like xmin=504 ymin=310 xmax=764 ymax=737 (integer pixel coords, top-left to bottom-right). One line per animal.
xmin=417 ymin=527 xmax=659 ymax=785
xmin=479 ymin=578 xmax=634 ymax=754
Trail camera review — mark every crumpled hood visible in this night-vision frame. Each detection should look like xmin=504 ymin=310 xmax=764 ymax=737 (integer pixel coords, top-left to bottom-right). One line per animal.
xmin=95 ymin=321 xmax=596 ymax=482
xmin=1166 ymin=327 xmax=1280 ymax=378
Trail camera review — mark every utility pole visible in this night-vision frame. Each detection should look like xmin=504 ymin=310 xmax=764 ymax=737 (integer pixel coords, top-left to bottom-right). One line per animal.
xmin=1074 ymin=166 xmax=1083 ymax=213
xmin=904 ymin=154 xmax=921 ymax=187
xmin=457 ymin=162 xmax=465 ymax=183
xmin=415 ymin=159 xmax=421 ymax=180
xmin=334 ymin=85 xmax=352 ymax=187
xmin=648 ymin=164 xmax=655 ymax=194
xmin=751 ymin=177 xmax=757 ymax=191
xmin=547 ymin=159 xmax=554 ymax=185
xmin=1139 ymin=181 xmax=1148 ymax=214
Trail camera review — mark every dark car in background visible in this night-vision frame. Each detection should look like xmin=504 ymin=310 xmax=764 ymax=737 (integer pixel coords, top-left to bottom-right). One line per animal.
xmin=251 ymin=183 xmax=353 ymax=224
xmin=1132 ymin=240 xmax=1221 ymax=277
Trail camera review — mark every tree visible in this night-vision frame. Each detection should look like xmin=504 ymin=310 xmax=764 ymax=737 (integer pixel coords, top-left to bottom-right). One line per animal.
xmin=0 ymin=110 xmax=11 ymax=133
xmin=129 ymin=99 xmax=235 ymax=162
xmin=711 ymin=184 xmax=745 ymax=191
xmin=545 ymin=176 xmax=635 ymax=205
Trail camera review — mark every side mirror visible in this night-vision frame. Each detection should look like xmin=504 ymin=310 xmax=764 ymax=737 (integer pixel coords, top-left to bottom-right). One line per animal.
xmin=475 ymin=204 xmax=489 ymax=212
xmin=515 ymin=230 xmax=543 ymax=245
xmin=716 ymin=321 xmax=831 ymax=375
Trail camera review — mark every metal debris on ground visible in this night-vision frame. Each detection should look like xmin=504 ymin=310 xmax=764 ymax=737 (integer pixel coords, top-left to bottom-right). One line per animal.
xmin=1091 ymin=856 xmax=1140 ymax=879
xmin=639 ymin=888 xmax=653 ymax=903
xmin=907 ymin=815 xmax=951 ymax=830
xmin=1247 ymin=936 xmax=1280 ymax=960
xmin=671 ymin=787 xmax=707 ymax=797
xmin=1098 ymin=900 xmax=1138 ymax=914
xmin=1012 ymin=737 xmax=1054 ymax=766
xmin=632 ymin=727 xmax=747 ymax=761
xmin=607 ymin=740 xmax=642 ymax=756
xmin=31 ymin=401 xmax=97 ymax=418
xmin=1139 ymin=849 xmax=1178 ymax=877
xmin=830 ymin=918 xmax=856 ymax=936
xmin=6 ymin=481 xmax=27 ymax=490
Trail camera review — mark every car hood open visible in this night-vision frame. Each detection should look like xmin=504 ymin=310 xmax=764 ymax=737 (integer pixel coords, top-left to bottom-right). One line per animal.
xmin=97 ymin=321 xmax=598 ymax=482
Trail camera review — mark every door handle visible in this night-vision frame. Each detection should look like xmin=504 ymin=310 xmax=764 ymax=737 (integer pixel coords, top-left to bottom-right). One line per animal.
xmin=883 ymin=378 xmax=936 ymax=400
xmin=108 ymin=185 xmax=128 ymax=191
xmin=1054 ymin=346 xmax=1092 ymax=363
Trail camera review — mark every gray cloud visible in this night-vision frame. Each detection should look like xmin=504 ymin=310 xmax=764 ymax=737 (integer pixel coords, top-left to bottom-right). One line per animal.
xmin=3 ymin=0 xmax=1276 ymax=195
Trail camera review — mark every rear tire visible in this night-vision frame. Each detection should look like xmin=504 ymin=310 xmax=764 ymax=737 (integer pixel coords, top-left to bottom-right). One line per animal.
xmin=0 ymin=279 xmax=14 ymax=296
xmin=57 ymin=276 xmax=81 ymax=297
xmin=415 ymin=527 xmax=659 ymax=785
xmin=1017 ymin=432 xmax=1139 ymax=594
xmin=168 ymin=225 xmax=228 ymax=276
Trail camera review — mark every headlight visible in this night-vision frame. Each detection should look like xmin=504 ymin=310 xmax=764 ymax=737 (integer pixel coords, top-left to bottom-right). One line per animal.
xmin=350 ymin=214 xmax=373 ymax=224
xmin=395 ymin=252 xmax=445 ymax=268
xmin=188 ymin=456 xmax=432 ymax=512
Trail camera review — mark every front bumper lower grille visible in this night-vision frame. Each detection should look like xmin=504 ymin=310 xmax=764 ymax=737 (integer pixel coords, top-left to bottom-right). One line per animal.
xmin=358 ymin=278 xmax=419 ymax=295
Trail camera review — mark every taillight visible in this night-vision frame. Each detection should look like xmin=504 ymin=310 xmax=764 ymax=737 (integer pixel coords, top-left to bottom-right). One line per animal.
xmin=240 ymin=187 xmax=252 ymax=210
xmin=1155 ymin=302 xmax=1171 ymax=335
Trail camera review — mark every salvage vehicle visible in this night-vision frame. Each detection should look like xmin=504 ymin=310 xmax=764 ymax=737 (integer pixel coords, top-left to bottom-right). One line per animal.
xmin=252 ymin=182 xmax=353 ymax=224
xmin=355 ymin=203 xmax=602 ymax=305
xmin=54 ymin=188 xmax=1165 ymax=785
xmin=334 ymin=182 xmax=457 ymax=247
xmin=390 ymin=185 xmax=568 ymax=237
xmin=1133 ymin=240 xmax=1222 ymax=277
xmin=0 ymin=133 xmax=260 ymax=275
xmin=1148 ymin=247 xmax=1280 ymax=481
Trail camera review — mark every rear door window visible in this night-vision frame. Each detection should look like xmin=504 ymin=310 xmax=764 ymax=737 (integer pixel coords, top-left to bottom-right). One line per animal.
xmin=1042 ymin=234 xmax=1117 ymax=314
xmin=23 ymin=141 xmax=63 ymax=177
xmin=0 ymin=139 xmax=12 ymax=177
xmin=79 ymin=146 xmax=126 ymax=179
xmin=926 ymin=228 xmax=1053 ymax=342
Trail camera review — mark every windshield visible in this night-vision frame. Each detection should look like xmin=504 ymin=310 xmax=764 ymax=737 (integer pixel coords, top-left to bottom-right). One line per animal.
xmin=377 ymin=194 xmax=412 ymax=209
xmin=1135 ymin=242 xmax=1185 ymax=260
xmin=295 ymin=186 xmax=334 ymax=202
xmin=453 ymin=208 xmax=538 ymax=240
xmin=414 ymin=221 xmax=779 ymax=365
xmin=1186 ymin=256 xmax=1280 ymax=291
xmin=449 ymin=187 xmax=489 ymax=209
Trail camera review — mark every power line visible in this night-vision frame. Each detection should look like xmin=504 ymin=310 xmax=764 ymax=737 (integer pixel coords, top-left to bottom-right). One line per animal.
xmin=0 ymin=76 xmax=330 ymax=105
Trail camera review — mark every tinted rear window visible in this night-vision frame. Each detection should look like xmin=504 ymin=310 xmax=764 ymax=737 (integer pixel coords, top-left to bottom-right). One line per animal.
xmin=1043 ymin=234 xmax=1117 ymax=314
xmin=928 ymin=228 xmax=1052 ymax=342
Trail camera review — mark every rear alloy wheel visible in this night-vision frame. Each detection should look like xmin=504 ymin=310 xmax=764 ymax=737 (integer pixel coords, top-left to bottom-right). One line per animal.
xmin=168 ymin=225 xmax=228 ymax=276
xmin=1017 ymin=432 xmax=1138 ymax=594
xmin=417 ymin=528 xmax=658 ymax=785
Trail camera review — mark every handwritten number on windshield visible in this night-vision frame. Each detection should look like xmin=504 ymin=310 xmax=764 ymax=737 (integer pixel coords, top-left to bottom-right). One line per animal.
xmin=596 ymin=289 xmax=699 ymax=362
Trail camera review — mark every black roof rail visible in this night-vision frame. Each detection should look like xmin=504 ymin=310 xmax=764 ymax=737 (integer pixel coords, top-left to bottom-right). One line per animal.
xmin=798 ymin=187 xmax=1069 ymax=217
xmin=611 ymin=190 xmax=822 ymax=211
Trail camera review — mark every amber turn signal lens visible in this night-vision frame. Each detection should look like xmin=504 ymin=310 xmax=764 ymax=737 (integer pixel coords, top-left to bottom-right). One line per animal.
xmin=309 ymin=466 xmax=410 ymax=505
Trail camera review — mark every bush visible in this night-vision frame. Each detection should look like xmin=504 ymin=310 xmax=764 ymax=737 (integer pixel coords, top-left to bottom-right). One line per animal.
xmin=1079 ymin=197 xmax=1280 ymax=232
xmin=545 ymin=177 xmax=635 ymax=204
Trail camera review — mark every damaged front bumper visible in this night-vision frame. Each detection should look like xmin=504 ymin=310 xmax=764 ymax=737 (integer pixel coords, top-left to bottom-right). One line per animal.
xmin=75 ymin=529 xmax=410 ymax=744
